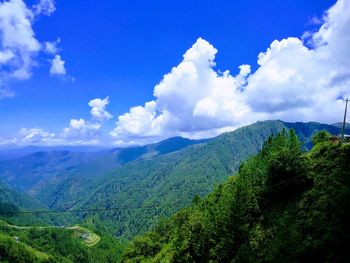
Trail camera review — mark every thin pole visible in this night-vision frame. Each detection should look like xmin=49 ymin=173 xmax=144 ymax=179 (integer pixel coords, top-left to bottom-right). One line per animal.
xmin=341 ymin=98 xmax=348 ymax=142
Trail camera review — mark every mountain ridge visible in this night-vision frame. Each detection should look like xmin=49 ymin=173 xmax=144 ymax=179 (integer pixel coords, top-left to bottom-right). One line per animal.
xmin=75 ymin=120 xmax=347 ymax=237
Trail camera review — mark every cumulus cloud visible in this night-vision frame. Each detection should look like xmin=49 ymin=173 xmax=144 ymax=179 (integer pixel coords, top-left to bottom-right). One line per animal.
xmin=62 ymin=119 xmax=101 ymax=142
xmin=50 ymin=54 xmax=66 ymax=75
xmin=3 ymin=123 xmax=101 ymax=146
xmin=2 ymin=0 xmax=349 ymax=147
xmin=111 ymin=38 xmax=254 ymax=145
xmin=18 ymin=128 xmax=57 ymax=144
xmin=57 ymin=98 xmax=112 ymax=144
xmin=88 ymin=97 xmax=113 ymax=121
xmin=44 ymin=38 xmax=60 ymax=54
xmin=0 ymin=0 xmax=66 ymax=97
xmin=0 ymin=0 xmax=41 ymax=80
xmin=111 ymin=0 xmax=350 ymax=145
xmin=32 ymin=0 xmax=56 ymax=16
xmin=2 ymin=97 xmax=113 ymax=146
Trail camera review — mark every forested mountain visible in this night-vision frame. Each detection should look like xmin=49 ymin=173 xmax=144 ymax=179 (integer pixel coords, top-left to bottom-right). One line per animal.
xmin=0 ymin=219 xmax=125 ymax=262
xmin=122 ymin=130 xmax=350 ymax=262
xmin=0 ymin=122 xmax=348 ymax=262
xmin=0 ymin=145 xmax=105 ymax=161
xmin=0 ymin=182 xmax=66 ymax=226
xmin=75 ymin=120 xmax=346 ymax=238
xmin=0 ymin=120 xmax=346 ymax=239
xmin=0 ymin=137 xmax=205 ymax=210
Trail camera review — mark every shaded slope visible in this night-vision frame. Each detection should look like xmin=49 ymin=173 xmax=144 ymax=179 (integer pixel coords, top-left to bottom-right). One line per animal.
xmin=0 ymin=137 xmax=206 ymax=210
xmin=0 ymin=182 xmax=67 ymax=226
xmin=78 ymin=120 xmax=344 ymax=238
xmin=122 ymin=131 xmax=350 ymax=262
xmin=0 ymin=219 xmax=125 ymax=263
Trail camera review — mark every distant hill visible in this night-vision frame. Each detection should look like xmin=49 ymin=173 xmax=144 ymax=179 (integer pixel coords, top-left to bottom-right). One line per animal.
xmin=76 ymin=120 xmax=347 ymax=238
xmin=0 ymin=145 xmax=106 ymax=161
xmin=0 ymin=120 xmax=347 ymax=237
xmin=0 ymin=182 xmax=65 ymax=226
xmin=0 ymin=182 xmax=42 ymax=211
xmin=332 ymin=122 xmax=350 ymax=133
xmin=0 ymin=137 xmax=207 ymax=210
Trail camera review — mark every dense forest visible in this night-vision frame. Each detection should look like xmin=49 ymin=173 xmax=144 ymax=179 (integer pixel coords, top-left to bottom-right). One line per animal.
xmin=122 ymin=130 xmax=350 ymax=262
xmin=0 ymin=122 xmax=349 ymax=262
xmin=76 ymin=121 xmax=345 ymax=238
xmin=0 ymin=219 xmax=125 ymax=262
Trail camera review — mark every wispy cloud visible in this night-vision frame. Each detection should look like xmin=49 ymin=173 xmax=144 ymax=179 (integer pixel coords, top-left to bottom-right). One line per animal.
xmin=32 ymin=0 xmax=56 ymax=16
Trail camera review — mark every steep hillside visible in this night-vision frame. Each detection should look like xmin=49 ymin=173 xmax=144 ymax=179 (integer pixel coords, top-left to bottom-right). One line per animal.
xmin=0 ymin=219 xmax=125 ymax=262
xmin=0 ymin=182 xmax=68 ymax=226
xmin=77 ymin=120 xmax=344 ymax=238
xmin=0 ymin=120 xmax=345 ymax=237
xmin=0 ymin=137 xmax=205 ymax=209
xmin=123 ymin=131 xmax=350 ymax=262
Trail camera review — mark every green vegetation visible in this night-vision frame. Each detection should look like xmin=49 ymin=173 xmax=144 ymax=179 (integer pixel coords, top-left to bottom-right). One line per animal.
xmin=77 ymin=121 xmax=344 ymax=238
xmin=0 ymin=121 xmax=348 ymax=261
xmin=0 ymin=137 xmax=205 ymax=213
xmin=0 ymin=232 xmax=52 ymax=263
xmin=0 ymin=182 xmax=67 ymax=226
xmin=122 ymin=130 xmax=350 ymax=262
xmin=0 ymin=219 xmax=125 ymax=262
xmin=69 ymin=225 xmax=101 ymax=247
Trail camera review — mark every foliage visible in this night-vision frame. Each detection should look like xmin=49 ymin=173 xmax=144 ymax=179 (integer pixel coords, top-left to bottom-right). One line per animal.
xmin=0 ymin=137 xmax=205 ymax=212
xmin=0 ymin=233 xmax=43 ymax=263
xmin=78 ymin=121 xmax=343 ymax=238
xmin=122 ymin=130 xmax=350 ymax=262
xmin=0 ymin=220 xmax=125 ymax=263
xmin=312 ymin=130 xmax=332 ymax=145
xmin=0 ymin=182 xmax=65 ymax=226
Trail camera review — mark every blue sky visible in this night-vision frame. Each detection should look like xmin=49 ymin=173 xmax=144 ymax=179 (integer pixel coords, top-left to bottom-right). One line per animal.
xmin=1 ymin=0 xmax=349 ymax=146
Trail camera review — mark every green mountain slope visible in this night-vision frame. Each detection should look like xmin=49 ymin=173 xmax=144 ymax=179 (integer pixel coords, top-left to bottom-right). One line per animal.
xmin=77 ymin=120 xmax=345 ymax=238
xmin=0 ymin=182 xmax=42 ymax=211
xmin=122 ymin=131 xmax=350 ymax=262
xmin=0 ymin=182 xmax=68 ymax=226
xmin=0 ymin=137 xmax=205 ymax=210
xmin=0 ymin=219 xmax=125 ymax=262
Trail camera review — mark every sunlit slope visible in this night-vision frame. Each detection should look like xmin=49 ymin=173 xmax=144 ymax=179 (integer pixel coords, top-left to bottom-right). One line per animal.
xmin=78 ymin=120 xmax=344 ymax=238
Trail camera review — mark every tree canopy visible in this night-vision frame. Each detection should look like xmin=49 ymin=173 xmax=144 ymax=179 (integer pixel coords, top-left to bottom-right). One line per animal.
xmin=122 ymin=130 xmax=350 ymax=262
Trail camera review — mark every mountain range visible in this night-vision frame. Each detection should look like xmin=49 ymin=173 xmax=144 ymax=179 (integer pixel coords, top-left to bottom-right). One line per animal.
xmin=0 ymin=120 xmax=347 ymax=237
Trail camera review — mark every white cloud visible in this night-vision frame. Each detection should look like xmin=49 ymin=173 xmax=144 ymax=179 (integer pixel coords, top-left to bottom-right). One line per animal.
xmin=50 ymin=54 xmax=66 ymax=75
xmin=5 ymin=124 xmax=101 ymax=146
xmin=58 ymin=97 xmax=113 ymax=144
xmin=0 ymin=0 xmax=66 ymax=97
xmin=88 ymin=97 xmax=113 ymax=121
xmin=0 ymin=0 xmax=41 ymax=80
xmin=44 ymin=38 xmax=60 ymax=54
xmin=2 ymin=97 xmax=113 ymax=146
xmin=62 ymin=118 xmax=101 ymax=140
xmin=19 ymin=128 xmax=56 ymax=143
xmin=110 ymin=38 xmax=255 ymax=145
xmin=0 ymin=50 xmax=14 ymax=64
xmin=32 ymin=0 xmax=56 ymax=16
xmin=2 ymin=0 xmax=349 ymax=147
xmin=244 ymin=0 xmax=350 ymax=123
xmin=111 ymin=0 xmax=350 ymax=145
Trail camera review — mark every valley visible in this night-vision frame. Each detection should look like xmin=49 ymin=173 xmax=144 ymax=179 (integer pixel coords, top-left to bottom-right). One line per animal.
xmin=0 ymin=120 xmax=349 ymax=262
